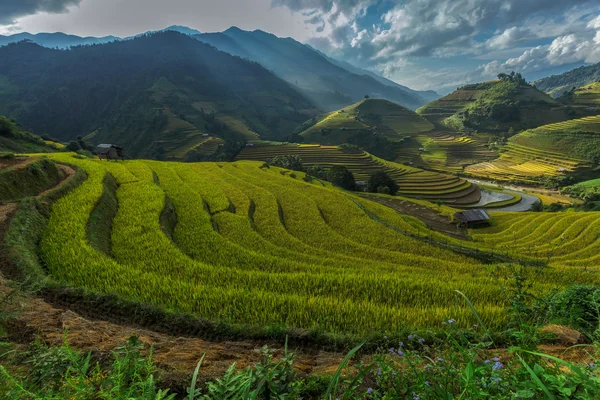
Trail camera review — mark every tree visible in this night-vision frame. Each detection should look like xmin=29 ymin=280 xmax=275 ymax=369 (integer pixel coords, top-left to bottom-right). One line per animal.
xmin=364 ymin=95 xmax=370 ymax=99
xmin=267 ymin=155 xmax=304 ymax=172
xmin=66 ymin=141 xmax=82 ymax=151
xmin=367 ymin=171 xmax=398 ymax=195
xmin=306 ymin=165 xmax=327 ymax=180
xmin=327 ymin=165 xmax=355 ymax=190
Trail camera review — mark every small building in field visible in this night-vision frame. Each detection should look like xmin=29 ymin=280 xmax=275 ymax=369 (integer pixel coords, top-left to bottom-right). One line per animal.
xmin=94 ymin=144 xmax=125 ymax=161
xmin=557 ymin=167 xmax=567 ymax=173
xmin=454 ymin=209 xmax=491 ymax=228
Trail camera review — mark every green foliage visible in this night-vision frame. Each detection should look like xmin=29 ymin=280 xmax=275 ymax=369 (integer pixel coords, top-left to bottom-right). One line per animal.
xmin=305 ymin=165 xmax=327 ymax=180
xmin=267 ymin=154 xmax=304 ymax=172
xmin=0 ymin=158 xmax=64 ymax=202
xmin=337 ymin=143 xmax=362 ymax=153
xmin=327 ymin=165 xmax=355 ymax=190
xmin=497 ymin=71 xmax=528 ymax=86
xmin=367 ymin=171 xmax=399 ymax=195
xmin=1 ymin=336 xmax=176 ymax=400
xmin=202 ymin=345 xmax=300 ymax=399
xmin=0 ymin=116 xmax=57 ymax=153
xmin=545 ymin=286 xmax=600 ymax=333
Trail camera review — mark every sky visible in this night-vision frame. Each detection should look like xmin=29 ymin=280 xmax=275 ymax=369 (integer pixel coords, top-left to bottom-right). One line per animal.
xmin=1 ymin=0 xmax=599 ymax=94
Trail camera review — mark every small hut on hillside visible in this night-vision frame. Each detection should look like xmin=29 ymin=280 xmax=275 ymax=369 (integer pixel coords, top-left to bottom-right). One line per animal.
xmin=93 ymin=144 xmax=125 ymax=161
xmin=454 ymin=209 xmax=491 ymax=228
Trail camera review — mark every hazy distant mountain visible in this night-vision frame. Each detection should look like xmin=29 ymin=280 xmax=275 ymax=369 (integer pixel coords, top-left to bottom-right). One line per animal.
xmin=0 ymin=25 xmax=430 ymax=111
xmin=0 ymin=32 xmax=118 ymax=48
xmin=310 ymin=48 xmax=439 ymax=103
xmin=0 ymin=32 xmax=316 ymax=159
xmin=196 ymin=27 xmax=430 ymax=111
xmin=162 ymin=25 xmax=202 ymax=36
xmin=535 ymin=62 xmax=600 ymax=97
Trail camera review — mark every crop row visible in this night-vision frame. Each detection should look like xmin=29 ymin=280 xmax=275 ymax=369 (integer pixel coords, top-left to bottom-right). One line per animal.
xmin=39 ymin=154 xmax=600 ymax=336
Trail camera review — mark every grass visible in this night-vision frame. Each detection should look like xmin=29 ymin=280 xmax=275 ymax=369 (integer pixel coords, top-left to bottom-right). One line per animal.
xmin=0 ymin=158 xmax=64 ymax=202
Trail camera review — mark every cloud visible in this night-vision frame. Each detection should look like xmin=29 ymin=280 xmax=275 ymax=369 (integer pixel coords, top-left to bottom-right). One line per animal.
xmin=277 ymin=0 xmax=597 ymax=59
xmin=485 ymin=27 xmax=536 ymax=50
xmin=0 ymin=0 xmax=81 ymax=25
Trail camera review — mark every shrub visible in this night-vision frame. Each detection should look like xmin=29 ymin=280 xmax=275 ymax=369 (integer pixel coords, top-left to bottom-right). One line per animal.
xmin=327 ymin=165 xmax=355 ymax=190
xmin=66 ymin=141 xmax=82 ymax=152
xmin=306 ymin=165 xmax=327 ymax=180
xmin=337 ymin=143 xmax=362 ymax=154
xmin=545 ymin=285 xmax=600 ymax=333
xmin=368 ymin=171 xmax=399 ymax=195
xmin=267 ymin=155 xmax=304 ymax=172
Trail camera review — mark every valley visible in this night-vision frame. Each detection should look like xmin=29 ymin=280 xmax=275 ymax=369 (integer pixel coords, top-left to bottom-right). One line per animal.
xmin=2 ymin=20 xmax=600 ymax=399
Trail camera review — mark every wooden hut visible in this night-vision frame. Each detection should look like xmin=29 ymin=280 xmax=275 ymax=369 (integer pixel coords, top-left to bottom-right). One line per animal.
xmin=94 ymin=144 xmax=125 ymax=161
xmin=454 ymin=209 xmax=491 ymax=228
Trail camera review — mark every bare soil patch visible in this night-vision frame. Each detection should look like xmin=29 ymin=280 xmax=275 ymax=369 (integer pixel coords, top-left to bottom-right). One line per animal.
xmin=360 ymin=194 xmax=467 ymax=239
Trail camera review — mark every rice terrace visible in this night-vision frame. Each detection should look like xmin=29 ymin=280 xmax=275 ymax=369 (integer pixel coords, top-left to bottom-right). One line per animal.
xmin=3 ymin=3 xmax=600 ymax=399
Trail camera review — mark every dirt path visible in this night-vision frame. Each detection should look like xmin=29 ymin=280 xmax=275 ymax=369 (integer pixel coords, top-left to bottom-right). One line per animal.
xmin=360 ymin=194 xmax=467 ymax=239
xmin=0 ymin=157 xmax=32 ymax=171
xmin=0 ymin=280 xmax=344 ymax=382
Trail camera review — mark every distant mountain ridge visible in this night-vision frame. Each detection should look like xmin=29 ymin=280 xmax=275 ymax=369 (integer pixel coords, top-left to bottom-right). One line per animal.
xmin=196 ymin=27 xmax=433 ymax=110
xmin=308 ymin=46 xmax=439 ymax=103
xmin=535 ymin=62 xmax=600 ymax=97
xmin=0 ymin=25 xmax=433 ymax=110
xmin=0 ymin=32 xmax=118 ymax=48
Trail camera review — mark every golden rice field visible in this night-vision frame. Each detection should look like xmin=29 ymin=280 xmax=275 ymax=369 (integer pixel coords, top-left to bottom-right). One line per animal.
xmin=36 ymin=153 xmax=600 ymax=336
xmin=465 ymin=116 xmax=599 ymax=182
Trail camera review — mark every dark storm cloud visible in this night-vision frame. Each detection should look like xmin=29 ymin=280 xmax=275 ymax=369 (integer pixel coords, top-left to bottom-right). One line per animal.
xmin=0 ymin=0 xmax=82 ymax=24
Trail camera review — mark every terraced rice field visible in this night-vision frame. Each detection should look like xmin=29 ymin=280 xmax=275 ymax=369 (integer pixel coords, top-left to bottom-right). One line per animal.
xmin=236 ymin=144 xmax=482 ymax=205
xmin=471 ymin=211 xmax=600 ymax=269
xmin=159 ymin=112 xmax=211 ymax=160
xmin=396 ymin=132 xmax=496 ymax=173
xmin=299 ymin=99 xmax=433 ymax=144
xmin=37 ymin=153 xmax=600 ymax=336
xmin=536 ymin=115 xmax=600 ymax=133
xmin=465 ymin=116 xmax=598 ymax=182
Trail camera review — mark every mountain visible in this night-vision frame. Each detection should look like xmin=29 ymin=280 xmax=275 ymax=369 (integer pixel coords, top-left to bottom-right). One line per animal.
xmin=311 ymin=49 xmax=439 ymax=103
xmin=195 ymin=27 xmax=429 ymax=111
xmin=0 ymin=32 xmax=118 ymax=49
xmin=0 ymin=116 xmax=60 ymax=153
xmin=162 ymin=25 xmax=202 ymax=36
xmin=417 ymin=78 xmax=580 ymax=132
xmin=0 ymin=32 xmax=317 ymax=159
xmin=295 ymin=98 xmax=433 ymax=159
xmin=535 ymin=63 xmax=600 ymax=97
xmin=0 ymin=26 xmax=201 ymax=49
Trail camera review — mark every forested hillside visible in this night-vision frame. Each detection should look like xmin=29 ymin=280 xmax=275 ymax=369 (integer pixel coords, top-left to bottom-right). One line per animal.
xmin=0 ymin=32 xmax=317 ymax=159
xmin=535 ymin=63 xmax=600 ymax=97
xmin=196 ymin=28 xmax=430 ymax=111
xmin=418 ymin=76 xmax=575 ymax=132
xmin=0 ymin=116 xmax=60 ymax=153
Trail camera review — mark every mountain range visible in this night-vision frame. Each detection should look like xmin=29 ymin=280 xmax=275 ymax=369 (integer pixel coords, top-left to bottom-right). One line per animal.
xmin=535 ymin=62 xmax=600 ymax=97
xmin=0 ymin=26 xmax=436 ymax=111
xmin=0 ymin=32 xmax=316 ymax=159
